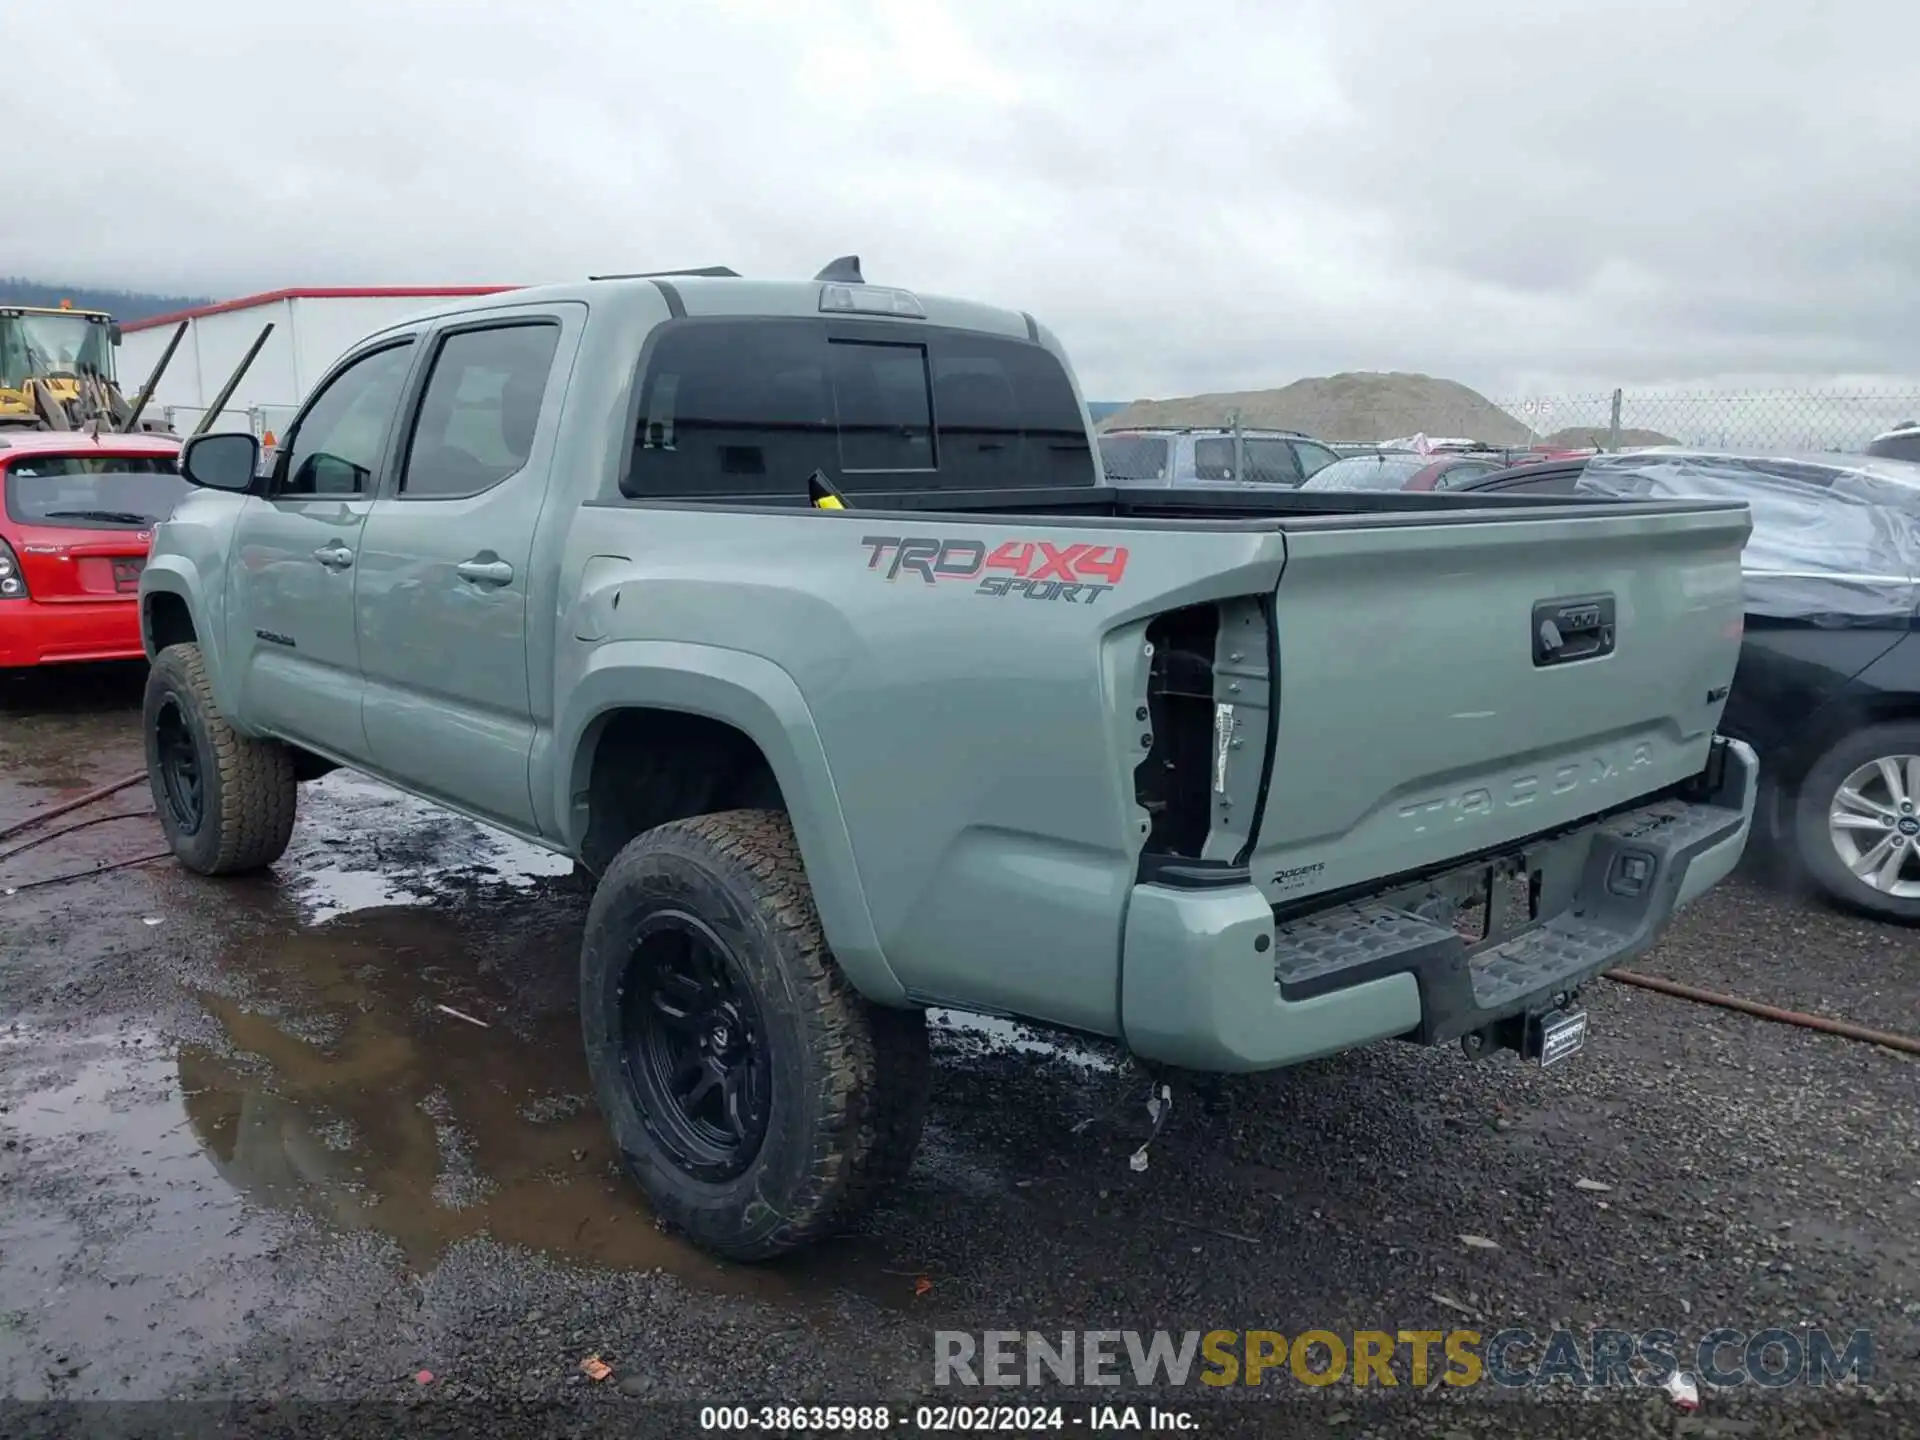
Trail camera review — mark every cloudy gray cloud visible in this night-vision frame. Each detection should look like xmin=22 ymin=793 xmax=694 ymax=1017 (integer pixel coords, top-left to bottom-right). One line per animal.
xmin=13 ymin=0 xmax=1919 ymax=399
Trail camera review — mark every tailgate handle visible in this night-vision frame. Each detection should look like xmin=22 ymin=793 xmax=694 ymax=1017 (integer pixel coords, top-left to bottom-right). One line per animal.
xmin=1533 ymin=595 xmax=1615 ymax=667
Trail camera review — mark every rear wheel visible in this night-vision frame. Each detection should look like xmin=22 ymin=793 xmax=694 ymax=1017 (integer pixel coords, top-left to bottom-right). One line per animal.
xmin=143 ymin=643 xmax=297 ymax=875
xmin=1791 ymin=722 xmax=1920 ymax=924
xmin=580 ymin=809 xmax=929 ymax=1261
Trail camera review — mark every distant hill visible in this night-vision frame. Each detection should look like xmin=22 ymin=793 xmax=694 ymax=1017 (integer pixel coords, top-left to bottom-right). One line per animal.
xmin=1085 ymin=401 xmax=1128 ymax=422
xmin=1099 ymin=372 xmax=1533 ymax=445
xmin=0 ymin=278 xmax=214 ymax=323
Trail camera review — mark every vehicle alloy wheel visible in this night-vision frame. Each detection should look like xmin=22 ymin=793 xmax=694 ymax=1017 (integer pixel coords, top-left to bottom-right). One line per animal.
xmin=1827 ymin=754 xmax=1920 ymax=899
xmin=621 ymin=910 xmax=772 ymax=1182
xmin=153 ymin=696 xmax=205 ymax=836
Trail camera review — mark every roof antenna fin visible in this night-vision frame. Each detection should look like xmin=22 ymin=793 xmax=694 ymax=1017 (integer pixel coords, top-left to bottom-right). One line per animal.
xmin=814 ymin=256 xmax=864 ymax=284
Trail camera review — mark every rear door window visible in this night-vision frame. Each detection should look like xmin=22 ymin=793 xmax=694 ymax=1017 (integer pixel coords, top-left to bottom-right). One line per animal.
xmin=1192 ymin=438 xmax=1236 ymax=481
xmin=400 ymin=322 xmax=561 ymax=499
xmin=625 ymin=320 xmax=1094 ymax=499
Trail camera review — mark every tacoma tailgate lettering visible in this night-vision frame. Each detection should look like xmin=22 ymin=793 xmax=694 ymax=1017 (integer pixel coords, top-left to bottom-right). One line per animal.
xmin=1395 ymin=744 xmax=1655 ymax=835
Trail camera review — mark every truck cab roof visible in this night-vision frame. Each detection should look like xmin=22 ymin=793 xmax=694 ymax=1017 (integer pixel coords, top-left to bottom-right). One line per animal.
xmin=369 ymin=268 xmax=1042 ymax=348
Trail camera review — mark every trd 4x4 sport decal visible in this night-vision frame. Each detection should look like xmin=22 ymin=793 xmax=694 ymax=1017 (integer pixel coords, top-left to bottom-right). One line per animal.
xmin=861 ymin=536 xmax=1130 ymax=605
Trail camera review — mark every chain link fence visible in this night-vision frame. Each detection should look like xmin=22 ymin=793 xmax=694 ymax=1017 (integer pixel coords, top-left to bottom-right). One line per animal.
xmin=1098 ymin=387 xmax=1920 ymax=456
xmin=1493 ymin=390 xmax=1920 ymax=454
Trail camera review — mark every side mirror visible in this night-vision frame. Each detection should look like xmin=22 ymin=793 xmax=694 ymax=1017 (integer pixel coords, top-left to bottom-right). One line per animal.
xmin=108 ymin=323 xmax=123 ymax=346
xmin=181 ymin=431 xmax=260 ymax=492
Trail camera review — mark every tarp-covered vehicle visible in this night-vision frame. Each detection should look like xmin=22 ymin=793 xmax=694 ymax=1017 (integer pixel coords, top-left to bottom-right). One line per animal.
xmin=1462 ymin=447 xmax=1920 ymax=922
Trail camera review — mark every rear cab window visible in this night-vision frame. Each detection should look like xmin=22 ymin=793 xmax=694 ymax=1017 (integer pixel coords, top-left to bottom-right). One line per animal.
xmin=622 ymin=319 xmax=1094 ymax=501
xmin=2 ymin=452 xmax=190 ymax=529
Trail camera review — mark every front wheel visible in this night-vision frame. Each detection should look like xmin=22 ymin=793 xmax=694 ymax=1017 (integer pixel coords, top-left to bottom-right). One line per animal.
xmin=1791 ymin=722 xmax=1920 ymax=924
xmin=580 ymin=809 xmax=929 ymax=1261
xmin=143 ymin=643 xmax=297 ymax=875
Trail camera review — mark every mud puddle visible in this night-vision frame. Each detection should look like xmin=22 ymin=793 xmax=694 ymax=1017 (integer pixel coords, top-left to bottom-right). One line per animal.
xmin=5 ymin=770 xmax=921 ymax=1340
xmin=6 ymin=760 xmax=1097 ymax=1378
xmin=0 ymin=1026 xmax=299 ymax=1399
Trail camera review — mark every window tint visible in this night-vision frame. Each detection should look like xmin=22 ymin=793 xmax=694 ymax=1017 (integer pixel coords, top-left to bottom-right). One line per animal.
xmin=830 ymin=341 xmax=933 ymax=472
xmin=1291 ymin=440 xmax=1338 ymax=478
xmin=1244 ymin=439 xmax=1302 ymax=486
xmin=928 ymin=332 xmax=1090 ymax=489
xmin=1098 ymin=435 xmax=1169 ymax=481
xmin=279 ymin=343 xmax=415 ymax=498
xmin=402 ymin=323 xmax=560 ymax=498
xmin=624 ymin=321 xmax=1093 ymax=499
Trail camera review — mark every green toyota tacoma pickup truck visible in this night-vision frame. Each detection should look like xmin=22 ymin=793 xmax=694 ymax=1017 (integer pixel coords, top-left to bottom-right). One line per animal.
xmin=138 ymin=260 xmax=1758 ymax=1260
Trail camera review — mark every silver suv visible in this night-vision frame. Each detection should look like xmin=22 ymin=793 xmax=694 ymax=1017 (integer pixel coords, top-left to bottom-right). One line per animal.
xmin=1097 ymin=426 xmax=1339 ymax=488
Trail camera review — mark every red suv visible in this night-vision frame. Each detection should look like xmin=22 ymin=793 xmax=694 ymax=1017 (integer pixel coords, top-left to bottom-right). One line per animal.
xmin=0 ymin=431 xmax=187 ymax=669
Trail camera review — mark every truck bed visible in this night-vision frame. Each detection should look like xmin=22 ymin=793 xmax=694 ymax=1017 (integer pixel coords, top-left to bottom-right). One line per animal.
xmin=625 ymin=479 xmax=1741 ymax=528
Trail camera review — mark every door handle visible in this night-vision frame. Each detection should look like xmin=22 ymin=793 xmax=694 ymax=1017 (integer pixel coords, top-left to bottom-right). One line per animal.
xmin=455 ymin=558 xmax=514 ymax=587
xmin=313 ymin=544 xmax=354 ymax=570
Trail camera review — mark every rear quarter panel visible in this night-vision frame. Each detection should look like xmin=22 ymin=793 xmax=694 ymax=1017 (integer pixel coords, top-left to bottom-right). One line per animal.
xmin=546 ymin=503 xmax=1287 ymax=1035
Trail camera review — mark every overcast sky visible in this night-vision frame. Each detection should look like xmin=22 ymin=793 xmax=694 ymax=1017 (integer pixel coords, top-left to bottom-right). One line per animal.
xmin=18 ymin=0 xmax=1920 ymax=399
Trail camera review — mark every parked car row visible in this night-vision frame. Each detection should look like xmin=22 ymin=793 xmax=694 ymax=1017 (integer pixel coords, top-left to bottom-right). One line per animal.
xmin=1096 ymin=427 xmax=1594 ymax=492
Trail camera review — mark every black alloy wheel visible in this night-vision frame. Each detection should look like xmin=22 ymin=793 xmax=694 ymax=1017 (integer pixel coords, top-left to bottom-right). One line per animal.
xmin=621 ymin=910 xmax=772 ymax=1181
xmin=153 ymin=695 xmax=204 ymax=835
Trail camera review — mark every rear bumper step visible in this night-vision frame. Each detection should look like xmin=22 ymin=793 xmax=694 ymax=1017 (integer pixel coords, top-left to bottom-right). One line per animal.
xmin=1272 ymin=769 xmax=1749 ymax=1047
xmin=1118 ymin=737 xmax=1758 ymax=1073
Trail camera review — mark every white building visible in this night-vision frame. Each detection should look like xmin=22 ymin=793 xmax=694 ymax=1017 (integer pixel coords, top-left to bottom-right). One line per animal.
xmin=118 ymin=286 xmax=518 ymax=438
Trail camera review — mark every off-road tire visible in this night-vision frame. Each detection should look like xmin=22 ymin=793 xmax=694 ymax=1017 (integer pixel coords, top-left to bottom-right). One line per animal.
xmin=143 ymin=642 xmax=297 ymax=875
xmin=1791 ymin=721 xmax=1920 ymax=924
xmin=580 ymin=808 xmax=930 ymax=1261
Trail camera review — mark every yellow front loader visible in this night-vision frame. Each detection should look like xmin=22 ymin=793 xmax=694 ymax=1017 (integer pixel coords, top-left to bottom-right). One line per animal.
xmin=0 ymin=300 xmax=176 ymax=432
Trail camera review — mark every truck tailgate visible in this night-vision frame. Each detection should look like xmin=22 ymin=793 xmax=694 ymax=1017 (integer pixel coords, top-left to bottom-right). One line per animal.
xmin=1253 ymin=503 xmax=1749 ymax=906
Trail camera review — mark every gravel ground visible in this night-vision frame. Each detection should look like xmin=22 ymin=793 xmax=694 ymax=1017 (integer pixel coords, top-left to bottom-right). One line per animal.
xmin=3 ymin=664 xmax=1919 ymax=1438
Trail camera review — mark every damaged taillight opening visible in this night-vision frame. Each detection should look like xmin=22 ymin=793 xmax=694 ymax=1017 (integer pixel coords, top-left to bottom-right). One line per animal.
xmin=1134 ymin=603 xmax=1224 ymax=859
